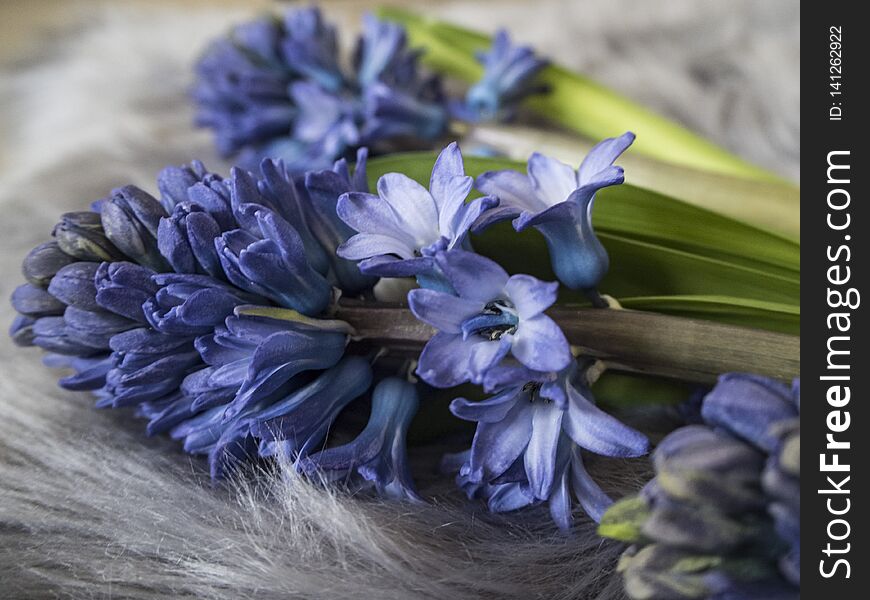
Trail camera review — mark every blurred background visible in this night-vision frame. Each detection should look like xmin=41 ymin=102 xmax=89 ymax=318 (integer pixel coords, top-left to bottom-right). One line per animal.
xmin=1 ymin=0 xmax=799 ymax=184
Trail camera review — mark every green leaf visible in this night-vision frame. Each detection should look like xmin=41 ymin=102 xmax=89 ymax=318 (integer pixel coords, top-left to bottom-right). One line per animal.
xmin=378 ymin=6 xmax=790 ymax=184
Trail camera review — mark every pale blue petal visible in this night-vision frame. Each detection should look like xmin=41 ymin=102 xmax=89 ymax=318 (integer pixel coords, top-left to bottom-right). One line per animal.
xmin=503 ymin=274 xmax=558 ymax=319
xmin=470 ymin=399 xmax=533 ymax=479
xmin=416 ymin=332 xmax=475 ymax=388
xmin=564 ymin=384 xmax=650 ymax=457
xmin=475 ymin=169 xmax=544 ymax=213
xmin=549 ymin=469 xmax=573 ymax=531
xmin=524 ymin=402 xmax=563 ymax=499
xmin=435 ymin=249 xmax=508 ymax=303
xmin=527 ymin=152 xmax=577 ymax=207
xmin=450 ymin=386 xmax=522 ymax=423
xmin=468 ymin=336 xmax=513 ymax=383
xmin=337 ymin=233 xmax=416 ymax=261
xmin=511 ymin=314 xmax=571 ymax=372
xmin=577 ymin=132 xmax=635 ymax=185
xmin=376 ymin=173 xmax=438 ymax=245
xmin=570 ymin=446 xmax=613 ymax=522
xmin=407 ymin=288 xmax=483 ymax=333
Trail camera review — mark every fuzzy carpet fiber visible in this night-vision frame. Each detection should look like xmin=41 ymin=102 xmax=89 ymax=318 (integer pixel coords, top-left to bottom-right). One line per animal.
xmin=0 ymin=1 xmax=798 ymax=598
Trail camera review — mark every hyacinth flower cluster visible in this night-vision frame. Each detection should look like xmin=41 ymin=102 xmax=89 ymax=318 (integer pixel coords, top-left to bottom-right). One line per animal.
xmin=10 ymin=132 xmax=642 ymax=526
xmin=194 ymin=8 xmax=550 ymax=172
xmin=9 ymin=154 xmax=421 ymax=497
xmin=599 ymin=374 xmax=800 ymax=599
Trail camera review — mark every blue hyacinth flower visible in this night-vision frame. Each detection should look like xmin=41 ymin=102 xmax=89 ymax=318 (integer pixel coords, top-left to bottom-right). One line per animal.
xmin=93 ymin=261 xmax=159 ymax=322
xmin=103 ymin=327 xmax=201 ymax=407
xmin=448 ymin=360 xmax=648 ymax=528
xmin=304 ymin=148 xmax=379 ymax=295
xmin=281 ymin=7 xmax=344 ymax=91
xmin=158 ymin=203 xmax=226 ymax=278
xmin=475 ymin=132 xmax=635 ymax=301
xmin=195 ymin=311 xmax=350 ymax=423
xmin=156 ymin=160 xmax=222 ymax=214
xmin=143 ymin=273 xmax=265 ymax=336
xmin=249 ymin=355 xmax=374 ymax=459
xmin=97 ymin=185 xmax=170 ymax=272
xmin=408 ymin=249 xmax=571 ymax=388
xmin=336 ymin=143 xmax=498 ymax=281
xmin=215 ymin=205 xmax=332 ymax=316
xmin=300 ymin=377 xmax=421 ymax=501
xmin=193 ymin=7 xmax=447 ymax=172
xmin=43 ymin=352 xmax=114 ymax=391
xmin=9 ymin=157 xmax=390 ymax=485
xmin=454 ymin=29 xmax=548 ymax=123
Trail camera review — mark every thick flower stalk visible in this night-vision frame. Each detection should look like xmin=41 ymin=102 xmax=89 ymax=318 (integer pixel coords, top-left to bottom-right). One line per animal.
xmin=193 ymin=8 xmax=448 ymax=171
xmin=336 ymin=142 xmax=497 ymax=286
xmin=475 ymin=132 xmax=635 ymax=303
xmin=599 ymin=374 xmax=800 ymax=599
xmin=453 ymin=29 xmax=548 ymax=123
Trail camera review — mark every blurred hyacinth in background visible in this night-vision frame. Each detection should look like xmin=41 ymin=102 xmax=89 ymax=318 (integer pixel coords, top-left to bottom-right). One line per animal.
xmin=599 ymin=374 xmax=800 ymax=599
xmin=193 ymin=8 xmax=448 ymax=172
xmin=192 ymin=7 xmax=550 ymax=173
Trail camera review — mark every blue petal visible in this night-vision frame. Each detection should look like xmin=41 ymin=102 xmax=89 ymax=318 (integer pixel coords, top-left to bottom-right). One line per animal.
xmin=407 ymin=288 xmax=482 ymax=333
xmin=47 ymin=262 xmax=100 ymax=311
xmin=487 ymin=482 xmax=536 ymax=512
xmin=338 ymin=232 xmax=416 ymax=261
xmin=435 ymin=249 xmax=508 ymax=303
xmin=469 ymin=398 xmax=533 ymax=480
xmin=357 ymin=255 xmax=434 ymax=278
xmin=224 ymin=329 xmax=347 ymax=420
xmin=503 ymin=274 xmax=558 ymax=319
xmin=563 ymin=383 xmax=649 ymax=457
xmin=524 ymin=402 xmax=563 ymax=499
xmin=515 ymin=194 xmax=609 ymax=293
xmin=511 ymin=314 xmax=571 ymax=373
xmin=526 ymin=152 xmax=577 ymax=207
xmin=450 ymin=386 xmax=522 ymax=423
xmin=376 ymin=173 xmax=439 ymax=244
xmin=416 ymin=332 xmax=476 ymax=388
xmin=468 ymin=336 xmax=513 ymax=383
xmin=701 ymin=373 xmax=798 ymax=452
xmin=569 ymin=445 xmax=613 ymax=523
xmin=475 ymin=169 xmax=543 ymax=214
xmin=577 ymin=132 xmax=635 ymax=185
xmin=429 ymin=142 xmax=474 ymax=235
xmin=11 ymin=283 xmax=66 ymax=317
xmin=549 ymin=468 xmax=573 ymax=531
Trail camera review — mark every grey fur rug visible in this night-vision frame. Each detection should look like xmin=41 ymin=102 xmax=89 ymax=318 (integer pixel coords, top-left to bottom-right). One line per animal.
xmin=0 ymin=2 xmax=799 ymax=598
